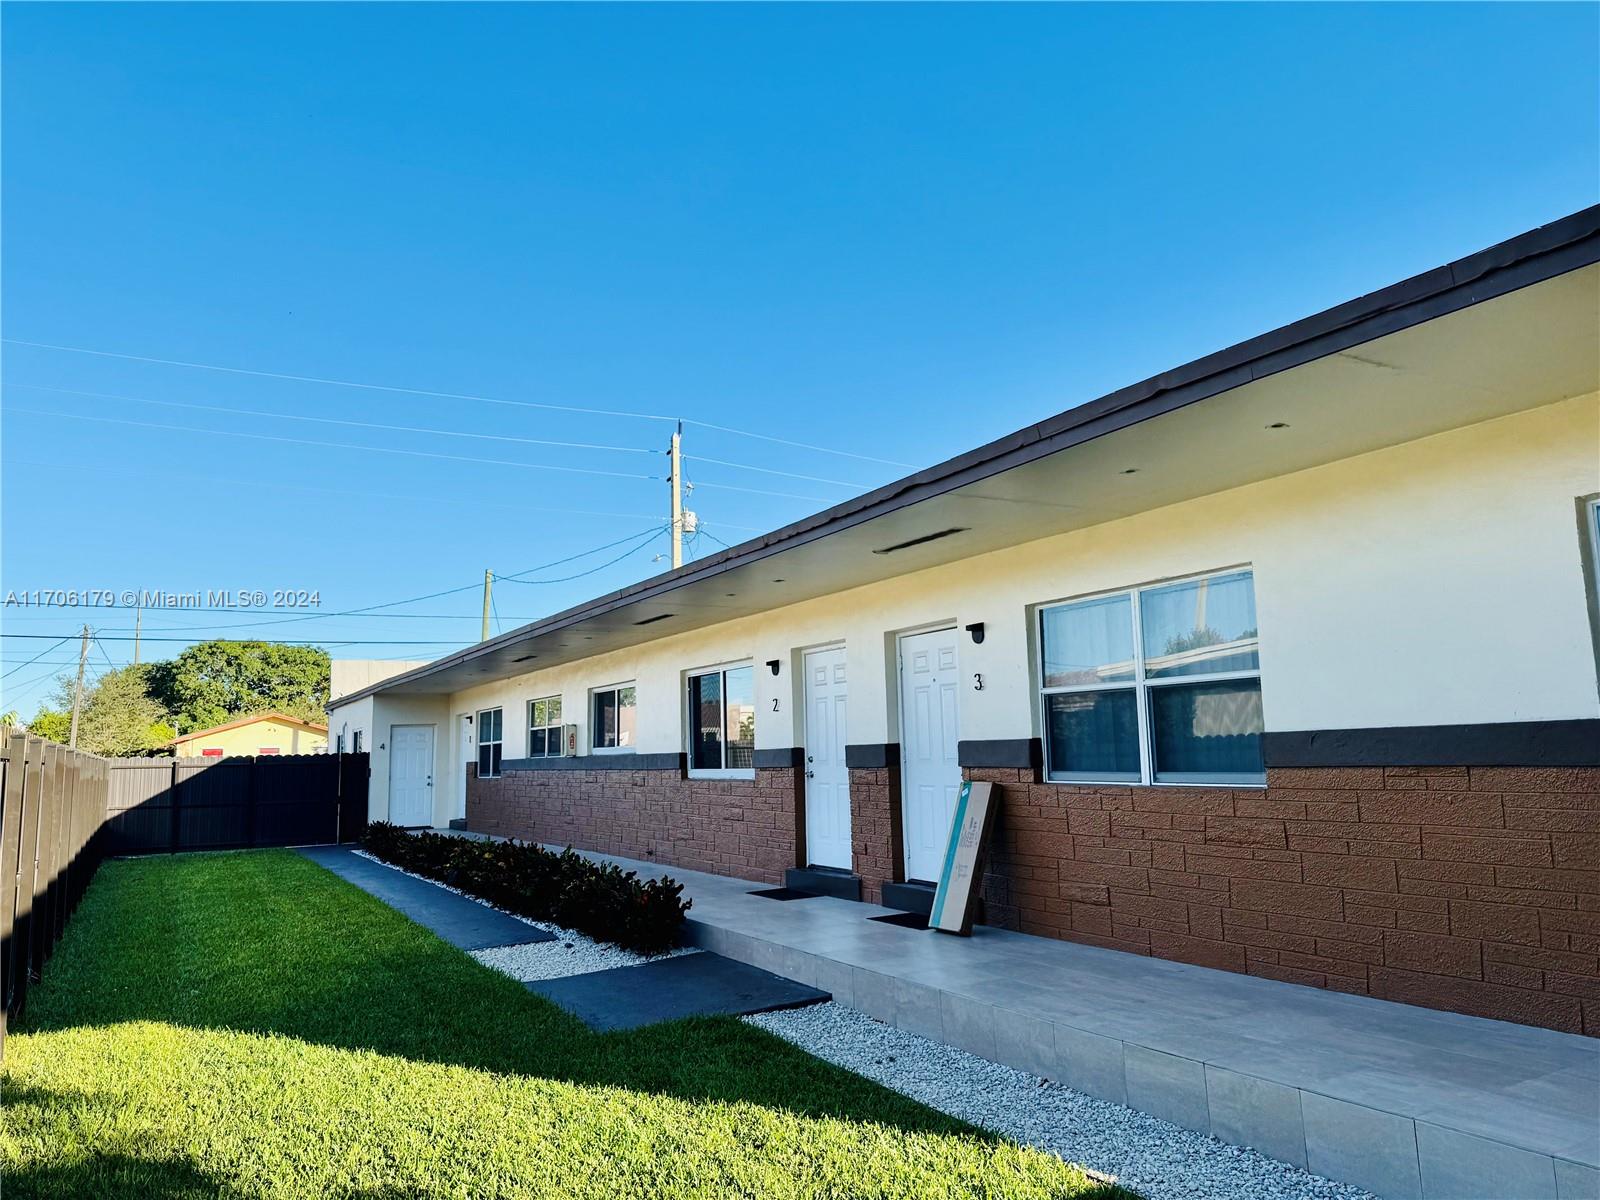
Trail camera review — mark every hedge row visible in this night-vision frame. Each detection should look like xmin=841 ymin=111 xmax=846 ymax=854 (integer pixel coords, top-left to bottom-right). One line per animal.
xmin=360 ymin=823 xmax=690 ymax=954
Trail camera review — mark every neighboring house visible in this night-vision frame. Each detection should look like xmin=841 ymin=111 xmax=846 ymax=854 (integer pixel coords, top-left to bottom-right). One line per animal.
xmin=169 ymin=712 xmax=329 ymax=759
xmin=329 ymin=208 xmax=1600 ymax=1034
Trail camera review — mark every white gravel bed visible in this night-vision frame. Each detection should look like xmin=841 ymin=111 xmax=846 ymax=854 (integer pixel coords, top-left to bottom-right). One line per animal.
xmin=350 ymin=848 xmax=697 ymax=981
xmin=745 ymin=1002 xmax=1375 ymax=1200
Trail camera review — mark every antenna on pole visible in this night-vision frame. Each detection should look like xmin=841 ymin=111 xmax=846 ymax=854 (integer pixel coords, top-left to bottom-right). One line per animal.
xmin=669 ymin=421 xmax=684 ymax=570
xmin=481 ymin=570 xmax=494 ymax=641
xmin=69 ymin=624 xmax=90 ymax=748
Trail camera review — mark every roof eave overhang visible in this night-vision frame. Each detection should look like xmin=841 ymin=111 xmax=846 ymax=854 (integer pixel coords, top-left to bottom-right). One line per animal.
xmin=333 ymin=205 xmax=1600 ymax=709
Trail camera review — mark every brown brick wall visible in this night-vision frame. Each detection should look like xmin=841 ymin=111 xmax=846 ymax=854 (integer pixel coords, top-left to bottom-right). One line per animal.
xmin=849 ymin=765 xmax=903 ymax=904
xmin=965 ymin=764 xmax=1600 ymax=1034
xmin=467 ymin=764 xmax=802 ymax=884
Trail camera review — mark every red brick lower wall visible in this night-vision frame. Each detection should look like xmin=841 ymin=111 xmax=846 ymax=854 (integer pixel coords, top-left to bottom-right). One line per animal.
xmin=849 ymin=765 xmax=902 ymax=904
xmin=466 ymin=764 xmax=802 ymax=885
xmin=967 ymin=764 xmax=1600 ymax=1035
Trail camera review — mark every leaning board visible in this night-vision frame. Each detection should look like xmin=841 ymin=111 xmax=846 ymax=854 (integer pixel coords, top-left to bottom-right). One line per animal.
xmin=928 ymin=780 xmax=998 ymax=936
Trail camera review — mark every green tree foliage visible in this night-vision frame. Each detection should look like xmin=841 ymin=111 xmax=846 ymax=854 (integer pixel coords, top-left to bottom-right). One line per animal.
xmin=28 ymin=707 xmax=72 ymax=743
xmin=147 ymin=641 xmax=330 ymax=734
xmin=28 ymin=666 xmax=174 ymax=756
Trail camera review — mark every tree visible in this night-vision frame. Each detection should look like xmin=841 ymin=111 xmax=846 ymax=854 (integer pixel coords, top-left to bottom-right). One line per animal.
xmin=28 ymin=666 xmax=174 ymax=756
xmin=147 ymin=641 xmax=330 ymax=733
xmin=0 ymin=710 xmax=19 ymax=728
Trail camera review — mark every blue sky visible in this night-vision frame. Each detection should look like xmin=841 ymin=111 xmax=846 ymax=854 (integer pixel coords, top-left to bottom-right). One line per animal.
xmin=3 ymin=3 xmax=1596 ymax=716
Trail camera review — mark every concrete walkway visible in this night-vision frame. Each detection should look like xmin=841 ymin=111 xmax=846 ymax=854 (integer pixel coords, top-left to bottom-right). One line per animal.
xmin=297 ymin=846 xmax=554 ymax=950
xmin=559 ymin=846 xmax=1598 ymax=1200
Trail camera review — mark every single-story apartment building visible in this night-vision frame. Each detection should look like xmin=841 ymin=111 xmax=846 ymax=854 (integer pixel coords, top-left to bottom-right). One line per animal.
xmin=331 ymin=207 xmax=1600 ymax=1035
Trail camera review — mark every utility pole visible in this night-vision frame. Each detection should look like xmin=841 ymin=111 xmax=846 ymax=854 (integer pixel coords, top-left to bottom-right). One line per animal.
xmin=481 ymin=570 xmax=494 ymax=641
xmin=133 ymin=603 xmax=142 ymax=666
xmin=669 ymin=421 xmax=683 ymax=570
xmin=68 ymin=624 xmax=90 ymax=749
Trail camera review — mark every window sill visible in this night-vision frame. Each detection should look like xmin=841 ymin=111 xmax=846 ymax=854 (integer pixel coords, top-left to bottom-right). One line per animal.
xmin=688 ymin=769 xmax=756 ymax=781
xmin=1042 ymin=775 xmax=1266 ymax=790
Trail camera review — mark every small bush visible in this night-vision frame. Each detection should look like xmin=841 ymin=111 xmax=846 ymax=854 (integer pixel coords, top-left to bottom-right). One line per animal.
xmin=360 ymin=823 xmax=689 ymax=954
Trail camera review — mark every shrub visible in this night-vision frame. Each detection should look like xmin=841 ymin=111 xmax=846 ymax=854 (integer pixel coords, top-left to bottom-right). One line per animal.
xmin=359 ymin=823 xmax=689 ymax=954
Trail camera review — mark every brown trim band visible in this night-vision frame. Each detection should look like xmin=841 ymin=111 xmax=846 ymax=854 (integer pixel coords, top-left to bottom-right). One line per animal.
xmin=501 ymin=752 xmax=687 ymax=774
xmin=1262 ymin=720 xmax=1600 ymax=768
xmin=845 ymin=743 xmax=899 ymax=769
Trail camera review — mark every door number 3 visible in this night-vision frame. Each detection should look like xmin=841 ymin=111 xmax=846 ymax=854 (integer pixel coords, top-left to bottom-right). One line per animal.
xmin=973 ymin=673 xmax=984 ymax=691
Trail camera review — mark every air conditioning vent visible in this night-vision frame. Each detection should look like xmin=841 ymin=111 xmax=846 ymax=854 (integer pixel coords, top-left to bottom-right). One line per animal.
xmin=872 ymin=527 xmax=969 ymax=555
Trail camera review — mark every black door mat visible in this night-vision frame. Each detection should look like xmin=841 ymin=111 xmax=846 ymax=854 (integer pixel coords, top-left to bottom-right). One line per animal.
xmin=297 ymin=846 xmax=555 ymax=950
xmin=749 ymin=887 xmax=822 ymax=901
xmin=870 ymin=910 xmax=931 ymax=930
xmin=525 ymin=951 xmax=830 ymax=1031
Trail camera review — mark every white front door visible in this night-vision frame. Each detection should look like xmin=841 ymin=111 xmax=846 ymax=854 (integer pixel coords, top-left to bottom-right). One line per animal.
xmin=389 ymin=724 xmax=435 ymax=827
xmin=898 ymin=627 xmax=961 ymax=881
xmin=803 ymin=646 xmax=851 ymax=870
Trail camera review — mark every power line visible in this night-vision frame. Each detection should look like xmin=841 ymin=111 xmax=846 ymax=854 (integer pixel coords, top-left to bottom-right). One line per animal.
xmin=7 ymin=382 xmax=660 ymax=457
xmin=0 ymin=634 xmax=75 ymax=679
xmin=2 ymin=337 xmax=918 ymax=467
xmin=496 ymin=526 xmax=667 ymax=589
xmin=2 ymin=339 xmax=674 ymax=424
xmin=682 ymin=454 xmax=859 ymax=489
xmin=6 ymin=387 xmax=876 ymax=496
xmin=1 ymin=633 xmax=476 ymax=646
xmin=139 ymin=524 xmax=671 ymax=635
xmin=3 ymin=457 xmax=767 ymax=531
xmin=4 ymin=407 xmax=658 ymax=483
xmin=93 ymin=635 xmax=119 ymax=675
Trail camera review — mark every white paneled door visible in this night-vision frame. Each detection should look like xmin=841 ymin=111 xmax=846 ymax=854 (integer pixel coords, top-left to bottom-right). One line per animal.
xmin=389 ymin=724 xmax=435 ymax=827
xmin=803 ymin=646 xmax=852 ymax=870
xmin=898 ymin=627 xmax=962 ymax=882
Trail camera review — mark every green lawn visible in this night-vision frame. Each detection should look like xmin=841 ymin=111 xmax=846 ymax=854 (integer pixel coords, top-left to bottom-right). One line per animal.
xmin=2 ymin=850 xmax=1129 ymax=1199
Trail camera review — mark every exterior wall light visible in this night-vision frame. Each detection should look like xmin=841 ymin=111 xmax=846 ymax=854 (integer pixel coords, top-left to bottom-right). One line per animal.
xmin=767 ymin=659 xmax=781 ymax=676
xmin=966 ymin=623 xmax=985 ymax=644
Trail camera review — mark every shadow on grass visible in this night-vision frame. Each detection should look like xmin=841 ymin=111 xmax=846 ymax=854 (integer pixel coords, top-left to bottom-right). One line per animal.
xmin=9 ymin=851 xmax=1136 ymax=1199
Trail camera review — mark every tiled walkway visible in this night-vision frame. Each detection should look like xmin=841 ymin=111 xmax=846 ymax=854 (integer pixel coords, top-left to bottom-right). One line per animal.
xmin=567 ymin=847 xmax=1599 ymax=1200
xmin=296 ymin=846 xmax=554 ymax=950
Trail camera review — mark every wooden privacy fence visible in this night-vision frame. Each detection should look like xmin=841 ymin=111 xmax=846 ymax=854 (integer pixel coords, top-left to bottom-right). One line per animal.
xmin=105 ymin=753 xmax=369 ymax=856
xmin=0 ymin=733 xmax=370 ymax=1057
xmin=1 ymin=730 xmax=112 ymax=1059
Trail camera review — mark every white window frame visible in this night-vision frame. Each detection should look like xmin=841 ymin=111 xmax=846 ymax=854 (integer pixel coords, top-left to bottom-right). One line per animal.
xmin=1036 ymin=566 xmax=1265 ymax=788
xmin=589 ymin=682 xmax=637 ymax=754
xmin=526 ymin=695 xmax=564 ymax=758
xmin=476 ymin=707 xmax=503 ymax=778
xmin=352 ymin=729 xmax=363 ymax=754
xmin=684 ymin=660 xmax=756 ymax=779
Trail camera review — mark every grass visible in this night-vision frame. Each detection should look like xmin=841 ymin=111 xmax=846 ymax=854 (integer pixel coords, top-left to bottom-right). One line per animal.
xmin=2 ymin=850 xmax=1132 ymax=1199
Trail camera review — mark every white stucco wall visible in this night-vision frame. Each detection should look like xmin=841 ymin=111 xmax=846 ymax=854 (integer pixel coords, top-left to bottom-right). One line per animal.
xmin=333 ymin=394 xmax=1600 ymax=822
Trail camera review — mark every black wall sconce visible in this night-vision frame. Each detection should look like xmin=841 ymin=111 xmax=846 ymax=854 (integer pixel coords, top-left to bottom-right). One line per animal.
xmin=965 ymin=623 xmax=985 ymax=644
xmin=766 ymin=659 xmax=781 ymax=676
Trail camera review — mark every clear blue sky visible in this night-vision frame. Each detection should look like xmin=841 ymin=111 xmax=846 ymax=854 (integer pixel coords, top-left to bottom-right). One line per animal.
xmin=3 ymin=3 xmax=1596 ymax=716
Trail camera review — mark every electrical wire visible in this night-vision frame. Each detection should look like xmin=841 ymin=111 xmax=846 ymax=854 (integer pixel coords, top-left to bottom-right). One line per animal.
xmin=0 ymin=634 xmax=76 ymax=679
xmin=4 ymin=408 xmax=658 ymax=483
xmin=4 ymin=457 xmax=765 ymax=530
xmin=6 ymin=382 xmax=660 ymax=457
xmin=139 ymin=525 xmax=671 ymax=634
xmin=3 ymin=338 xmax=918 ymax=467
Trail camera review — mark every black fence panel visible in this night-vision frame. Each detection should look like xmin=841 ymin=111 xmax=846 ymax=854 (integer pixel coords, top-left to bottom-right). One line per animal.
xmin=105 ymin=753 xmax=369 ymax=856
xmin=0 ymin=732 xmax=113 ymax=1060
